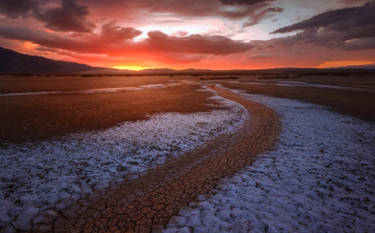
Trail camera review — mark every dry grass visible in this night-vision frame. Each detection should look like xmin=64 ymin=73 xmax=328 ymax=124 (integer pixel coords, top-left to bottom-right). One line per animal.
xmin=226 ymin=74 xmax=375 ymax=90
xmin=0 ymin=75 xmax=197 ymax=93
xmin=2 ymin=74 xmax=374 ymax=143
xmin=0 ymin=84 xmax=220 ymax=144
xmin=222 ymin=82 xmax=375 ymax=121
xmin=275 ymin=75 xmax=375 ymax=90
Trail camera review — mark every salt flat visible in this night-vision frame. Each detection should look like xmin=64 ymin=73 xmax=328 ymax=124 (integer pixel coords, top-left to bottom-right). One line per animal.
xmin=164 ymin=91 xmax=375 ymax=233
xmin=0 ymin=91 xmax=247 ymax=231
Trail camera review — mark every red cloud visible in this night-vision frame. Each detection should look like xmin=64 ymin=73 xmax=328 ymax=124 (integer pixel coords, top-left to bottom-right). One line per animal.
xmin=0 ymin=24 xmax=252 ymax=58
xmin=99 ymin=22 xmax=142 ymax=43
xmin=142 ymin=31 xmax=253 ymax=55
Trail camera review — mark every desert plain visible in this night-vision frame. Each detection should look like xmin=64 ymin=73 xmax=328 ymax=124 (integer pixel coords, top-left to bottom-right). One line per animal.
xmin=0 ymin=72 xmax=374 ymax=233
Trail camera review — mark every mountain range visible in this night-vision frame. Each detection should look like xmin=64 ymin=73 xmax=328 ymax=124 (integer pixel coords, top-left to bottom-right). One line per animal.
xmin=1 ymin=46 xmax=374 ymax=75
xmin=0 ymin=47 xmax=100 ymax=74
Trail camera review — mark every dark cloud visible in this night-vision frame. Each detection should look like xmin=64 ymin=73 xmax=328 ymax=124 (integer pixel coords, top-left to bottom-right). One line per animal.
xmin=217 ymin=0 xmax=283 ymax=27
xmin=0 ymin=0 xmax=281 ymax=37
xmin=343 ymin=37 xmax=375 ymax=50
xmin=0 ymin=25 xmax=252 ymax=56
xmin=143 ymin=31 xmax=253 ymax=54
xmin=0 ymin=23 xmax=138 ymax=53
xmin=273 ymin=4 xmax=365 ymax=33
xmin=153 ymin=53 xmax=206 ymax=63
xmin=81 ymin=0 xmax=281 ymax=27
xmin=0 ymin=0 xmax=95 ymax=32
xmin=271 ymin=1 xmax=375 ymax=50
xmin=220 ymin=0 xmax=272 ymax=5
xmin=35 ymin=0 xmax=95 ymax=32
xmin=248 ymin=53 xmax=273 ymax=59
xmin=339 ymin=0 xmax=369 ymax=6
xmin=242 ymin=6 xmax=283 ymax=27
xmin=0 ymin=0 xmax=38 ymax=18
xmin=99 ymin=22 xmax=142 ymax=43
xmin=0 ymin=25 xmax=80 ymax=50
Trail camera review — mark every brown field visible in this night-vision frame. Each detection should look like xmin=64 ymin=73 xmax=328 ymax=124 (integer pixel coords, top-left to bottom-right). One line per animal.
xmin=1 ymin=73 xmax=375 ymax=232
xmin=1 ymin=73 xmax=374 ymax=144
xmin=0 ymin=83 xmax=221 ymax=144
xmin=262 ymin=75 xmax=375 ymax=90
xmin=209 ymin=74 xmax=375 ymax=90
xmin=0 ymin=75 xmax=198 ymax=93
xmin=221 ymin=78 xmax=375 ymax=121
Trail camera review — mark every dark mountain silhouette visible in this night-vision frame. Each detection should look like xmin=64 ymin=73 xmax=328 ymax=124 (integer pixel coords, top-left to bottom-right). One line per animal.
xmin=1 ymin=46 xmax=374 ymax=76
xmin=338 ymin=63 xmax=375 ymax=69
xmin=0 ymin=47 xmax=100 ymax=74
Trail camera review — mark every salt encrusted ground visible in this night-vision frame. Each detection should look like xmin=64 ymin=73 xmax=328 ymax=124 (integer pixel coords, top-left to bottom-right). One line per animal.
xmin=0 ymin=90 xmax=247 ymax=231
xmin=163 ymin=92 xmax=375 ymax=233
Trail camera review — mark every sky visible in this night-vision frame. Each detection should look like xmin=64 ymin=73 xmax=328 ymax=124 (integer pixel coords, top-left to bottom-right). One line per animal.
xmin=0 ymin=0 xmax=374 ymax=70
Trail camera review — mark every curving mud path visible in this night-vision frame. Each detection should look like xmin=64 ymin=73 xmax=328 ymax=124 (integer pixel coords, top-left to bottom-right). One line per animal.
xmin=28 ymin=86 xmax=280 ymax=233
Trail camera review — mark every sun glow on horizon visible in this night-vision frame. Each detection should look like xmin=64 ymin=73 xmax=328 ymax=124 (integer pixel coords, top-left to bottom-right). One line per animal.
xmin=317 ymin=60 xmax=374 ymax=68
xmin=113 ymin=65 xmax=152 ymax=71
xmin=1 ymin=0 xmax=374 ymax=70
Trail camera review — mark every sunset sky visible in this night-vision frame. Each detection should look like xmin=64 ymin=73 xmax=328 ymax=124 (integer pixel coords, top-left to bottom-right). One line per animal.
xmin=0 ymin=0 xmax=374 ymax=70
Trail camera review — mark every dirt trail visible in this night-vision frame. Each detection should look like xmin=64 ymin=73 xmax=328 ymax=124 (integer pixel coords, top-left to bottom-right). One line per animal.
xmin=29 ymin=86 xmax=280 ymax=233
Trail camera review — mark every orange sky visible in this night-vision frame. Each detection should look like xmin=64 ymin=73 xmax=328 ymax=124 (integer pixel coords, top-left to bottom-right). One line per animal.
xmin=0 ymin=0 xmax=374 ymax=70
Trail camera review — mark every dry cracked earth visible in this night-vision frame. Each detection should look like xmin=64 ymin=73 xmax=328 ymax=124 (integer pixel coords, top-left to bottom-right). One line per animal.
xmin=20 ymin=86 xmax=280 ymax=233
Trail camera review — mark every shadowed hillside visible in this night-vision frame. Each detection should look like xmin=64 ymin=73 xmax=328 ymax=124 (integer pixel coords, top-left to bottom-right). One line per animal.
xmin=0 ymin=47 xmax=98 ymax=74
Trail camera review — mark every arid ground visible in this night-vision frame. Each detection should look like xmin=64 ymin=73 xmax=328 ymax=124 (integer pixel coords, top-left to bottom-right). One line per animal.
xmin=0 ymin=73 xmax=374 ymax=233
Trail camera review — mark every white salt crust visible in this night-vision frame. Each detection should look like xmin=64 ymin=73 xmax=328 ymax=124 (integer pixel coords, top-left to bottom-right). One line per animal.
xmin=163 ymin=91 xmax=375 ymax=233
xmin=0 ymin=89 xmax=248 ymax=232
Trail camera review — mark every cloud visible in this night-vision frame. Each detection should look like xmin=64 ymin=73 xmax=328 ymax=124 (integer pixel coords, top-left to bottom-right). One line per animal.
xmin=344 ymin=38 xmax=375 ymax=50
xmin=1 ymin=0 xmax=282 ymax=34
xmin=0 ymin=0 xmax=38 ymax=18
xmin=35 ymin=0 xmax=95 ymax=32
xmin=242 ymin=6 xmax=283 ymax=27
xmin=248 ymin=53 xmax=273 ymax=59
xmin=271 ymin=1 xmax=375 ymax=50
xmin=0 ymin=23 xmax=136 ymax=53
xmin=0 ymin=24 xmax=252 ymax=58
xmin=273 ymin=4 xmax=366 ymax=33
xmin=0 ymin=0 xmax=95 ymax=33
xmin=173 ymin=31 xmax=189 ymax=37
xmin=99 ymin=22 xmax=142 ymax=43
xmin=0 ymin=25 xmax=77 ymax=50
xmin=339 ymin=0 xmax=369 ymax=7
xmin=220 ymin=0 xmax=272 ymax=5
xmin=81 ymin=0 xmax=281 ymax=27
xmin=142 ymin=31 xmax=253 ymax=55
xmin=150 ymin=53 xmax=207 ymax=64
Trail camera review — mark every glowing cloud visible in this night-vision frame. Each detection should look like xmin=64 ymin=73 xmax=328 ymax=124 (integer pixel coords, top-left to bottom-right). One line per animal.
xmin=0 ymin=0 xmax=374 ymax=69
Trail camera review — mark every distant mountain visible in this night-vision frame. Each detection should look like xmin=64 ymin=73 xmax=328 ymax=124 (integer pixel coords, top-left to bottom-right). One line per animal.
xmin=0 ymin=47 xmax=101 ymax=74
xmin=1 ymin=46 xmax=374 ymax=75
xmin=138 ymin=68 xmax=213 ymax=75
xmin=338 ymin=63 xmax=375 ymax=69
